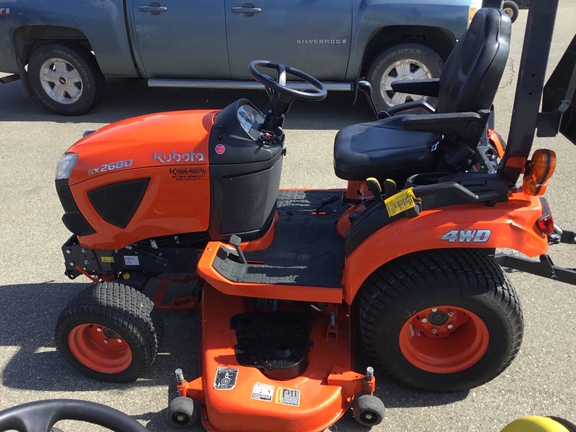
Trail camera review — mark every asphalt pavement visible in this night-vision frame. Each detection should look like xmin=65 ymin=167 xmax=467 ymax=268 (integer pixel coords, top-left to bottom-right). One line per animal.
xmin=1 ymin=2 xmax=575 ymax=431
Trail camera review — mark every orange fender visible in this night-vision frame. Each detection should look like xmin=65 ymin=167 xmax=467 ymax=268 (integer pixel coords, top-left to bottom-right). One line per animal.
xmin=342 ymin=193 xmax=548 ymax=304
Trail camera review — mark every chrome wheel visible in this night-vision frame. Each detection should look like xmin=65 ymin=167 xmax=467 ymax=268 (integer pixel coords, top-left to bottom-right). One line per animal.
xmin=38 ymin=57 xmax=84 ymax=104
xmin=379 ymin=58 xmax=433 ymax=106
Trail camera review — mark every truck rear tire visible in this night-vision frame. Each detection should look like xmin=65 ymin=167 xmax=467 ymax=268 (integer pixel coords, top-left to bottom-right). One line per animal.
xmin=366 ymin=43 xmax=444 ymax=113
xmin=28 ymin=43 xmax=105 ymax=115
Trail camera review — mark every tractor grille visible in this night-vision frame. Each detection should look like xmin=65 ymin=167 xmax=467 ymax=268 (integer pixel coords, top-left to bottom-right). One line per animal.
xmin=88 ymin=178 xmax=150 ymax=228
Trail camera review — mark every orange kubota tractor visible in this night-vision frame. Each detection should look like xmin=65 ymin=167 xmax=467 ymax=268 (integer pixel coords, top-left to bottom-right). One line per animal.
xmin=35 ymin=0 xmax=576 ymax=430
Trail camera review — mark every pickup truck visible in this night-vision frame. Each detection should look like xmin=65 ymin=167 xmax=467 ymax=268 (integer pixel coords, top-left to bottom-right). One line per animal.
xmin=0 ymin=0 xmax=482 ymax=115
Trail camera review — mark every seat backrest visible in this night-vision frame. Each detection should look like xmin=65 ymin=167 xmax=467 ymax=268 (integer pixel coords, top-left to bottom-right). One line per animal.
xmin=437 ymin=8 xmax=511 ymax=114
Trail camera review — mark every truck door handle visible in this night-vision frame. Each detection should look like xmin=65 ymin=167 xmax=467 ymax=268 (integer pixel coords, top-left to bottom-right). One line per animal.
xmin=231 ymin=4 xmax=262 ymax=15
xmin=139 ymin=3 xmax=168 ymax=14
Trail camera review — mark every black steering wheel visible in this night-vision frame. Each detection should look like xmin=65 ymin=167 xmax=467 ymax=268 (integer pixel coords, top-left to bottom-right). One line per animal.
xmin=0 ymin=399 xmax=147 ymax=432
xmin=248 ymin=60 xmax=327 ymax=102
xmin=248 ymin=60 xmax=327 ymax=131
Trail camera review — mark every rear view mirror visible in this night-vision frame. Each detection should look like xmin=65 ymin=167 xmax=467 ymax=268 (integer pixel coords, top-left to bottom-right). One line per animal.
xmin=541 ymin=34 xmax=576 ymax=144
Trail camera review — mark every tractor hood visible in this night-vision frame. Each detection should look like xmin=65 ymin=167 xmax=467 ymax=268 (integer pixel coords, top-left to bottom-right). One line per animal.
xmin=63 ymin=110 xmax=217 ymax=186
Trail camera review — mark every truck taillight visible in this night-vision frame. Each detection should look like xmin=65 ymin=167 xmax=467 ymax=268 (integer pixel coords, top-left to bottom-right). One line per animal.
xmin=522 ymin=149 xmax=556 ymax=196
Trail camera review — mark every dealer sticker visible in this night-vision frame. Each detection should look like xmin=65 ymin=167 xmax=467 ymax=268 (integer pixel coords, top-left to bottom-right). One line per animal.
xmin=213 ymin=367 xmax=238 ymax=390
xmin=251 ymin=382 xmax=274 ymax=402
xmin=384 ymin=187 xmax=418 ymax=217
xmin=276 ymin=387 xmax=300 ymax=406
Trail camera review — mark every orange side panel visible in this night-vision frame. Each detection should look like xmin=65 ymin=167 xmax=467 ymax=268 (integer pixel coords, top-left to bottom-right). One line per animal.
xmin=68 ymin=111 xmax=216 ymax=249
xmin=197 ymin=285 xmax=356 ymax=432
xmin=197 ymin=243 xmax=343 ymax=303
xmin=73 ymin=166 xmax=210 ymax=249
xmin=342 ymin=193 xmax=548 ymax=304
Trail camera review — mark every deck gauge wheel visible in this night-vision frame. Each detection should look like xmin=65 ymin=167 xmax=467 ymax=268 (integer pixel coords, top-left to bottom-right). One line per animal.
xmin=352 ymin=394 xmax=386 ymax=427
xmin=168 ymin=396 xmax=199 ymax=428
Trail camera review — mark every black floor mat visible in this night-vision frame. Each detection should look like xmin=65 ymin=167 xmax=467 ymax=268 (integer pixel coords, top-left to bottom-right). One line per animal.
xmin=213 ymin=190 xmax=346 ymax=287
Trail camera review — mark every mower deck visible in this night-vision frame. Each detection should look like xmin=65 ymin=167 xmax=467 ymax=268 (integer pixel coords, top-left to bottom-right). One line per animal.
xmin=179 ymin=285 xmax=370 ymax=432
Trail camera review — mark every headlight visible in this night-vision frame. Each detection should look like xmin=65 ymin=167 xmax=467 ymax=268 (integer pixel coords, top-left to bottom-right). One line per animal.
xmin=56 ymin=153 xmax=79 ymax=180
xmin=468 ymin=0 xmax=483 ymax=27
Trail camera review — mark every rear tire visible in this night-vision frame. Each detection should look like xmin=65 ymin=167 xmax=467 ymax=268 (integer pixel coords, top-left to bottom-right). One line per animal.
xmin=358 ymin=249 xmax=523 ymax=391
xmin=55 ymin=282 xmax=162 ymax=382
xmin=366 ymin=43 xmax=444 ymax=113
xmin=28 ymin=42 xmax=105 ymax=115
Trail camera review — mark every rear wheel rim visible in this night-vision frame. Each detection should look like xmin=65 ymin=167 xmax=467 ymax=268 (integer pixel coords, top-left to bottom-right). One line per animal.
xmin=399 ymin=306 xmax=489 ymax=373
xmin=380 ymin=58 xmax=433 ymax=106
xmin=68 ymin=323 xmax=132 ymax=373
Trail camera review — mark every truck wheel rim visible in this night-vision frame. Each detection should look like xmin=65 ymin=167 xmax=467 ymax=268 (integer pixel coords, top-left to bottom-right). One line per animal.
xmin=399 ymin=306 xmax=489 ymax=373
xmin=380 ymin=58 xmax=433 ymax=106
xmin=39 ymin=58 xmax=84 ymax=105
xmin=68 ymin=323 xmax=132 ymax=373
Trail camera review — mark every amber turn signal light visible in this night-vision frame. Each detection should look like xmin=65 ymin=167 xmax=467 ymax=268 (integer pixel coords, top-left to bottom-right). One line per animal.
xmin=522 ymin=149 xmax=556 ymax=196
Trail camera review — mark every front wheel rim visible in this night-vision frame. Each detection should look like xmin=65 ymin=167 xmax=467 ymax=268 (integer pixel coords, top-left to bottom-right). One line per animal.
xmin=379 ymin=58 xmax=433 ymax=106
xmin=399 ymin=306 xmax=489 ymax=373
xmin=38 ymin=57 xmax=83 ymax=104
xmin=68 ymin=323 xmax=132 ymax=373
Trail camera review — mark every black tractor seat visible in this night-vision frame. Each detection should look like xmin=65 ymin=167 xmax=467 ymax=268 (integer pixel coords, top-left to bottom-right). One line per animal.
xmin=333 ymin=115 xmax=441 ymax=183
xmin=334 ymin=7 xmax=511 ymax=186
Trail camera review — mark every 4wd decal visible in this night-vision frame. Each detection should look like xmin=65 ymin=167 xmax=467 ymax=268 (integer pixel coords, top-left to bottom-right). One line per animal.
xmin=153 ymin=150 xmax=204 ymax=163
xmin=0 ymin=8 xmax=10 ymax=16
xmin=440 ymin=229 xmax=491 ymax=243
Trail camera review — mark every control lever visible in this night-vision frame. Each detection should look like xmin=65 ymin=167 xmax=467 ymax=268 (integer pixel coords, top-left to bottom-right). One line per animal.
xmin=382 ymin=179 xmax=397 ymax=197
xmin=229 ymin=235 xmax=248 ymax=265
xmin=365 ymin=177 xmax=382 ymax=202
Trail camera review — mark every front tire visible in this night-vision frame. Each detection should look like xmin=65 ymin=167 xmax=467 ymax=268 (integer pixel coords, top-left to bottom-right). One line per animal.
xmin=28 ymin=43 xmax=105 ymax=115
xmin=358 ymin=249 xmax=523 ymax=391
xmin=55 ymin=282 xmax=162 ymax=382
xmin=366 ymin=43 xmax=444 ymax=113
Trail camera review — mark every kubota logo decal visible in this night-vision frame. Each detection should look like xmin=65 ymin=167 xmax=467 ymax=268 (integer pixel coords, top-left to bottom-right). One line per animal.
xmin=0 ymin=7 xmax=10 ymax=16
xmin=153 ymin=150 xmax=204 ymax=163
xmin=440 ymin=229 xmax=491 ymax=243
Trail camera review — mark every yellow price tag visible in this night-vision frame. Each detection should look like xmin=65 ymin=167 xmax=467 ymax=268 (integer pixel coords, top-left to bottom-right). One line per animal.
xmin=101 ymin=256 xmax=115 ymax=263
xmin=384 ymin=188 xmax=418 ymax=217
